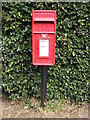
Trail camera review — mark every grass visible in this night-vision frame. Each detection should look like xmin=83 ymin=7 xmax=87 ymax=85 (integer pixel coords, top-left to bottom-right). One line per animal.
xmin=22 ymin=97 xmax=68 ymax=113
xmin=46 ymin=99 xmax=67 ymax=113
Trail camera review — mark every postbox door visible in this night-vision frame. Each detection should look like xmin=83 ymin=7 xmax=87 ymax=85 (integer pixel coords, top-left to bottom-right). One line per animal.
xmin=33 ymin=33 xmax=55 ymax=65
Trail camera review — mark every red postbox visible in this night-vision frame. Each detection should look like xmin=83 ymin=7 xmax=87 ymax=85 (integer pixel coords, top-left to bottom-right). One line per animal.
xmin=32 ymin=10 xmax=56 ymax=65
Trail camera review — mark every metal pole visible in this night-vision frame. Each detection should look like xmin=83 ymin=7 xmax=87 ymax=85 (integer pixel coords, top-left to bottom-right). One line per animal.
xmin=41 ymin=66 xmax=47 ymax=108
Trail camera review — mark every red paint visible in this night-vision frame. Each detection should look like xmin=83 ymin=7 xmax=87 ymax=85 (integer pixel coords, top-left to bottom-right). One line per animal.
xmin=32 ymin=10 xmax=56 ymax=65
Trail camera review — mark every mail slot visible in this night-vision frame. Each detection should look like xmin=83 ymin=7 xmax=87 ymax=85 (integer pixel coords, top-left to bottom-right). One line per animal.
xmin=32 ymin=10 xmax=56 ymax=65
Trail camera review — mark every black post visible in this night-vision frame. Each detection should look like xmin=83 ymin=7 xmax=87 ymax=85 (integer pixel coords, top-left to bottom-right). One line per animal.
xmin=41 ymin=66 xmax=47 ymax=108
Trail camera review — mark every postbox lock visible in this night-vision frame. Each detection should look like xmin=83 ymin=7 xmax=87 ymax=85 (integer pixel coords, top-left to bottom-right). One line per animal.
xmin=43 ymin=33 xmax=46 ymax=37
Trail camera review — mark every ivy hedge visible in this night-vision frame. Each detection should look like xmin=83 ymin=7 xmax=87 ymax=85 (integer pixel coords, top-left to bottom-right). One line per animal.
xmin=2 ymin=2 xmax=90 ymax=102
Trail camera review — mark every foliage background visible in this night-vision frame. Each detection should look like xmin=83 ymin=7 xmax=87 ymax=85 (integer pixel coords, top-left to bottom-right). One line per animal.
xmin=2 ymin=2 xmax=90 ymax=102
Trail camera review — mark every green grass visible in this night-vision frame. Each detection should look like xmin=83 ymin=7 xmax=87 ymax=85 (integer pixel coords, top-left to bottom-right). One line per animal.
xmin=23 ymin=98 xmax=68 ymax=113
xmin=46 ymin=99 xmax=67 ymax=112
